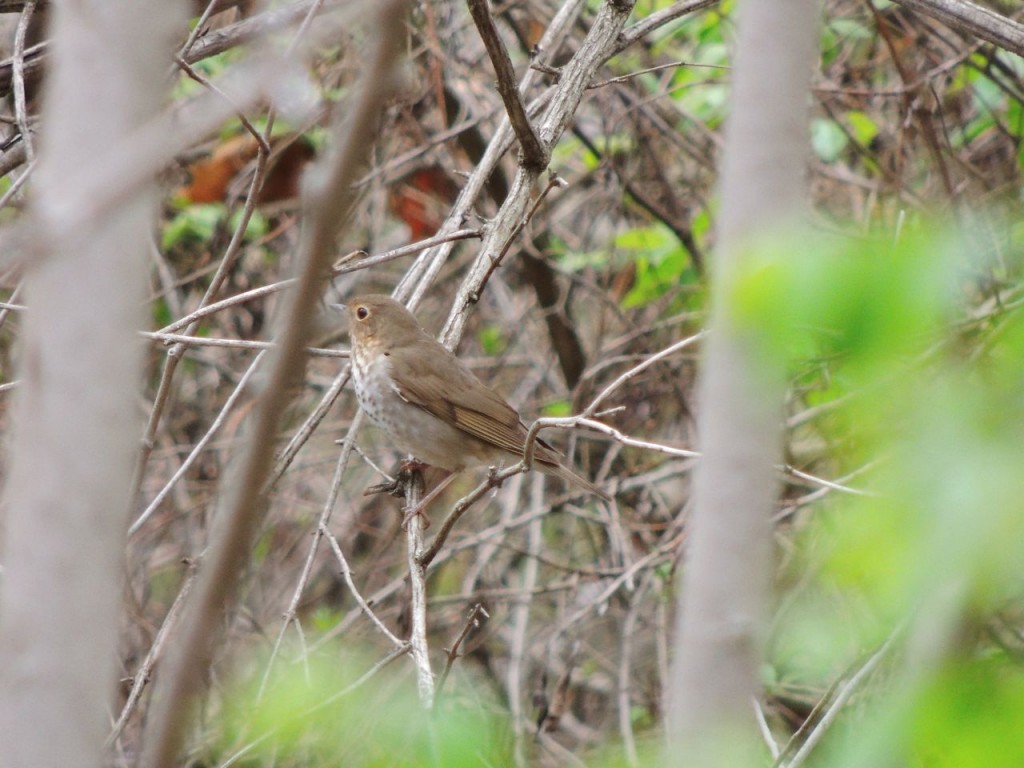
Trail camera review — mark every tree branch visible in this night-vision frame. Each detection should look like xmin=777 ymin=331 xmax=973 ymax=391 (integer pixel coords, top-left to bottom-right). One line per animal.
xmin=891 ymin=0 xmax=1024 ymax=57
xmin=0 ymin=1 xmax=186 ymax=765
xmin=667 ymin=0 xmax=820 ymax=760
xmin=467 ymin=0 xmax=548 ymax=170
xmin=442 ymin=0 xmax=639 ymax=346
xmin=403 ymin=470 xmax=435 ymax=707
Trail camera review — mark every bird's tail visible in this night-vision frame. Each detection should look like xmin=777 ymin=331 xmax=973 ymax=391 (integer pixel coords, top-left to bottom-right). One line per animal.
xmin=538 ymin=458 xmax=611 ymax=501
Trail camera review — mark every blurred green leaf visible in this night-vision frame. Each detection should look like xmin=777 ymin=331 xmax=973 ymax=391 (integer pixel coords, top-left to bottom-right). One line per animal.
xmin=751 ymin=221 xmax=1024 ymax=767
xmin=909 ymin=657 xmax=1024 ymax=768
xmin=477 ymin=324 xmax=506 ymax=356
xmin=615 ymin=222 xmax=697 ymax=308
xmin=162 ymin=202 xmax=224 ymax=249
xmin=230 ymin=208 xmax=269 ymax=240
xmin=812 ymin=118 xmax=849 ymax=162
xmin=730 ymin=226 xmax=957 ymax=380
xmin=151 ymin=298 xmax=173 ymax=329
xmin=216 ymin=644 xmax=510 ymax=767
xmin=846 ymin=111 xmax=879 ymax=146
xmin=828 ymin=17 xmax=875 ymax=42
xmin=542 ymin=399 xmax=572 ymax=417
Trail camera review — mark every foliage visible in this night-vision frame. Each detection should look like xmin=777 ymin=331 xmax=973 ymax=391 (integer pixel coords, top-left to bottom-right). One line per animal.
xmin=736 ymin=218 xmax=1024 ymax=765
xmin=211 ymin=644 xmax=511 ymax=767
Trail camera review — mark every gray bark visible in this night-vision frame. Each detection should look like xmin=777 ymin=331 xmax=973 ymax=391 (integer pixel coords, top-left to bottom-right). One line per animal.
xmin=0 ymin=2 xmax=184 ymax=766
xmin=668 ymin=0 xmax=820 ymax=761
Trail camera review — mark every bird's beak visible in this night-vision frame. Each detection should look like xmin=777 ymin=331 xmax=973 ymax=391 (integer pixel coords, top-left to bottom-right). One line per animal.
xmin=329 ymin=303 xmax=346 ymax=313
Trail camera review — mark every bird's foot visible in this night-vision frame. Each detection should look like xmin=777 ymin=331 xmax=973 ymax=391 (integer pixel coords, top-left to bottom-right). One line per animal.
xmin=363 ymin=476 xmax=404 ymax=498
xmin=363 ymin=460 xmax=431 ymax=499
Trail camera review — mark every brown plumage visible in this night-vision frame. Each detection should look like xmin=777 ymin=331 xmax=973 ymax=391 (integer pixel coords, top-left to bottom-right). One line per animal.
xmin=345 ymin=295 xmax=609 ymax=500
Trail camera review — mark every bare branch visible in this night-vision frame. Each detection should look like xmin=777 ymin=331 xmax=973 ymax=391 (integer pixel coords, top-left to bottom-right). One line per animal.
xmin=467 ymin=0 xmax=548 ymax=170
xmin=107 ymin=562 xmax=199 ymax=747
xmin=11 ymin=0 xmax=36 ymax=163
xmin=128 ymin=350 xmax=268 ymax=537
xmin=891 ymin=0 xmax=1024 ymax=57
xmin=140 ymin=330 xmax=346 ymax=357
xmin=436 ymin=603 xmax=488 ymax=698
xmin=777 ymin=631 xmax=900 ymax=768
xmin=668 ymin=0 xmax=820 ymax=759
xmin=403 ymin=470 xmax=435 ymax=707
xmin=442 ymin=0 xmax=639 ymax=346
xmin=418 ymin=464 xmax=527 ymax=568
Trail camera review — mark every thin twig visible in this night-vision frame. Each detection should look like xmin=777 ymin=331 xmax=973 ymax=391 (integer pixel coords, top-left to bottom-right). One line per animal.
xmin=321 ymin=523 xmax=404 ymax=646
xmin=269 ymin=366 xmax=352 ymax=484
xmin=435 ymin=603 xmax=488 ymax=698
xmin=780 ymin=464 xmax=875 ymax=497
xmin=616 ymin=0 xmax=721 ymax=52
xmin=889 ymin=0 xmax=1024 ymax=58
xmin=618 ymin=575 xmax=655 ymax=766
xmin=418 ymin=464 xmax=527 ymax=568
xmin=441 ymin=0 xmax=639 ymax=345
xmin=140 ymin=330 xmax=347 ymax=358
xmin=588 ymin=59 xmax=729 ymax=89
xmin=753 ymin=697 xmax=780 ymax=760
xmin=257 ymin=409 xmax=371 ymax=700
xmin=107 ymin=561 xmax=199 ymax=746
xmin=129 ymin=350 xmax=268 ymax=537
xmin=174 ymin=55 xmax=271 ymax=154
xmin=466 ymin=0 xmax=548 ymax=170
xmin=159 ymin=280 xmax=295 ymax=335
xmin=469 ymin=174 xmax=567 ymax=303
xmin=507 ymin=482 xmax=544 ymax=766
xmin=333 ymin=227 xmax=483 ymax=275
xmin=11 ymin=0 xmax=36 ymax=163
xmin=583 ymin=331 xmax=707 ymax=417
xmin=178 ymin=0 xmax=223 ymax=58
xmin=393 ymin=0 xmax=584 ymax=315
xmin=132 ymin=132 xmax=276 ymax=501
xmin=524 ymin=415 xmax=700 ymax=468
xmin=778 ymin=630 xmax=900 ymax=768
xmin=0 ymin=158 xmax=33 ymax=211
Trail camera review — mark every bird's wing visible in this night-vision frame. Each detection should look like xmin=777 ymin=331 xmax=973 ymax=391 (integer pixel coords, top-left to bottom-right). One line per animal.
xmin=388 ymin=342 xmax=552 ymax=459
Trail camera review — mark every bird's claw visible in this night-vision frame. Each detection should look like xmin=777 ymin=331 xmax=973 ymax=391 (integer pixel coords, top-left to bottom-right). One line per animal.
xmin=363 ymin=460 xmax=430 ymax=499
xmin=363 ymin=477 xmax=404 ymax=498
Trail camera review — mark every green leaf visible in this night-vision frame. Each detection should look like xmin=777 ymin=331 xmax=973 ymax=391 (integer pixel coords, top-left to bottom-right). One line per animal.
xmin=477 ymin=324 xmax=506 ymax=356
xmin=909 ymin=658 xmax=1024 ymax=768
xmin=217 ymin=643 xmax=511 ymax=766
xmin=230 ymin=208 xmax=269 ymax=241
xmin=847 ymin=111 xmax=879 ymax=145
xmin=811 ymin=118 xmax=849 ymax=162
xmin=614 ymin=222 xmax=697 ymax=308
xmin=542 ymin=400 xmax=572 ymax=418
xmin=162 ymin=202 xmax=225 ymax=249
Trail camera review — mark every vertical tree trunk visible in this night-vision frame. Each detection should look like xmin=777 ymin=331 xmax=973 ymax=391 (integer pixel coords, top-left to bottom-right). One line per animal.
xmin=0 ymin=3 xmax=184 ymax=767
xmin=668 ymin=0 xmax=819 ymax=761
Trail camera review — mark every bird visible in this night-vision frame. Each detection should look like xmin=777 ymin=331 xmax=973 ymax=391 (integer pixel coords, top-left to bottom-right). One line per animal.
xmin=343 ymin=294 xmax=610 ymax=501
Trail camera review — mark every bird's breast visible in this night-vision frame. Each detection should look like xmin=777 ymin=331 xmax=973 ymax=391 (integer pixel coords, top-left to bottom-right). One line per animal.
xmin=351 ymin=352 xmax=400 ymax=432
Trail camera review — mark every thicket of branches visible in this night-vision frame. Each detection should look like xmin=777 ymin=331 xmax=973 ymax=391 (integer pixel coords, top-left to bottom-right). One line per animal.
xmin=0 ymin=0 xmax=1022 ymax=766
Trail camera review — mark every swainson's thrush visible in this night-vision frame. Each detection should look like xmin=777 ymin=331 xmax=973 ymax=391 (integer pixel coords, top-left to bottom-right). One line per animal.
xmin=345 ymin=295 xmax=610 ymax=500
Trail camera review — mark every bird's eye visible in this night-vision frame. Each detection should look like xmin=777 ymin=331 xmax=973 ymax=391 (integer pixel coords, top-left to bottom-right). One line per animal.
xmin=356 ymin=306 xmax=369 ymax=320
